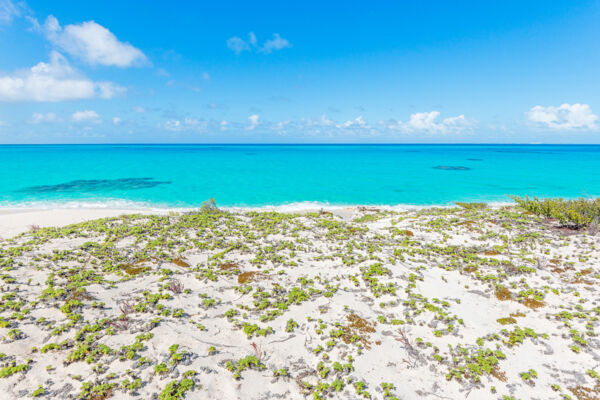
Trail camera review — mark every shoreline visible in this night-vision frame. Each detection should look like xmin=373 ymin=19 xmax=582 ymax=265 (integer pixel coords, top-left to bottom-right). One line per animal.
xmin=0 ymin=200 xmax=514 ymax=211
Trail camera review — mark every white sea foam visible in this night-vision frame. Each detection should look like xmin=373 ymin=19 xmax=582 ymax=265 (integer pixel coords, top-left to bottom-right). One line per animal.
xmin=0 ymin=199 xmax=173 ymax=211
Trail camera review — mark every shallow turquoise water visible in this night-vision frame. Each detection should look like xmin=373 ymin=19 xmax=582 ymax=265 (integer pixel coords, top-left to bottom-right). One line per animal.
xmin=1 ymin=144 xmax=599 ymax=208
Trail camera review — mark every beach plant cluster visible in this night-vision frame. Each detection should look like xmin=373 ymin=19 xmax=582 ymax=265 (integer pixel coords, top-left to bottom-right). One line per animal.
xmin=0 ymin=200 xmax=598 ymax=398
xmin=511 ymin=195 xmax=600 ymax=228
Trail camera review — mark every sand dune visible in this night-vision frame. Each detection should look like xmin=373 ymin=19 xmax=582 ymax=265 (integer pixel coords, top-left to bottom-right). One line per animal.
xmin=0 ymin=206 xmax=598 ymax=399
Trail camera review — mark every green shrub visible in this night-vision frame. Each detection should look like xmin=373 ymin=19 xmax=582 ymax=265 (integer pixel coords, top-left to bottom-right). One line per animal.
xmin=511 ymin=196 xmax=600 ymax=228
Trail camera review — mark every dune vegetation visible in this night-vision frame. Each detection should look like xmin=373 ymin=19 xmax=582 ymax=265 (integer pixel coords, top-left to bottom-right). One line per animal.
xmin=0 ymin=201 xmax=598 ymax=399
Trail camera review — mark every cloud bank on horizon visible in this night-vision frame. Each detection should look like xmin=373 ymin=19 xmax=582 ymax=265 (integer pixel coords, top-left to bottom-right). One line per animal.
xmin=0 ymin=0 xmax=599 ymax=143
xmin=527 ymin=104 xmax=598 ymax=131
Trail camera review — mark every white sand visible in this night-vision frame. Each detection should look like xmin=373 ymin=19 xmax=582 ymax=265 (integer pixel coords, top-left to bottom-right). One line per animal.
xmin=0 ymin=209 xmax=169 ymax=239
xmin=0 ymin=206 xmax=598 ymax=399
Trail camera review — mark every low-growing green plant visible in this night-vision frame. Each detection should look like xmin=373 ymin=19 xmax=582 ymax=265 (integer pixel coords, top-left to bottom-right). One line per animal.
xmin=121 ymin=377 xmax=142 ymax=392
xmin=286 ymin=318 xmax=298 ymax=332
xmin=511 ymin=196 xmax=600 ymax=228
xmin=0 ymin=360 xmax=31 ymax=378
xmin=78 ymin=381 xmax=116 ymax=400
xmin=31 ymin=385 xmax=45 ymax=397
xmin=158 ymin=377 xmax=194 ymax=400
xmin=225 ymin=355 xmax=266 ymax=379
xmin=154 ymin=362 xmax=168 ymax=375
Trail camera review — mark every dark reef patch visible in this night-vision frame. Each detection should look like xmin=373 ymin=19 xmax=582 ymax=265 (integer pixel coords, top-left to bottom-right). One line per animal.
xmin=467 ymin=158 xmax=483 ymax=161
xmin=18 ymin=177 xmax=171 ymax=193
xmin=433 ymin=166 xmax=471 ymax=171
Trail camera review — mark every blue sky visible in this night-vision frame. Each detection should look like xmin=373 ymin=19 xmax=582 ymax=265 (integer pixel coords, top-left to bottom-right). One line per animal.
xmin=0 ymin=0 xmax=599 ymax=143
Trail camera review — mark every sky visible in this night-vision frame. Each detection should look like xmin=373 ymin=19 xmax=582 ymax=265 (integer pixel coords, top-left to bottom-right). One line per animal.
xmin=0 ymin=0 xmax=599 ymax=143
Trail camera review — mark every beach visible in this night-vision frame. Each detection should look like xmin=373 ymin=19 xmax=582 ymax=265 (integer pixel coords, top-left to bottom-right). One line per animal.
xmin=0 ymin=204 xmax=598 ymax=399
xmin=2 ymin=0 xmax=599 ymax=398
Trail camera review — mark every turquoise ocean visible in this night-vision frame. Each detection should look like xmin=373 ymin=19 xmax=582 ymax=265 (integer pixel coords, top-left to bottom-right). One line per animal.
xmin=1 ymin=144 xmax=599 ymax=209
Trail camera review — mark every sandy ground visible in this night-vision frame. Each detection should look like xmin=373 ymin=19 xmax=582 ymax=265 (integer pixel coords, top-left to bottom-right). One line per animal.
xmin=0 ymin=207 xmax=359 ymax=239
xmin=0 ymin=209 xmax=168 ymax=239
xmin=0 ymin=205 xmax=598 ymax=400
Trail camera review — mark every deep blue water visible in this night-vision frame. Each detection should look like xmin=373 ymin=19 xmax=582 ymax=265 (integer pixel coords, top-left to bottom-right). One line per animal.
xmin=1 ymin=144 xmax=599 ymax=208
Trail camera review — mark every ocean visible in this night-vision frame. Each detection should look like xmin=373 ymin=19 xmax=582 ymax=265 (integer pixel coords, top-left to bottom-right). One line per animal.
xmin=1 ymin=144 xmax=599 ymax=209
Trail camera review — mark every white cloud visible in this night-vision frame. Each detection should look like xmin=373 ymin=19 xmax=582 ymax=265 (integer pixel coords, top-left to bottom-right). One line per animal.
xmin=164 ymin=120 xmax=182 ymax=131
xmin=388 ymin=111 xmax=473 ymax=133
xmin=132 ymin=106 xmax=145 ymax=113
xmin=164 ymin=118 xmax=204 ymax=132
xmin=248 ymin=32 xmax=257 ymax=47
xmin=261 ymin=33 xmax=292 ymax=54
xmin=274 ymin=120 xmax=291 ymax=133
xmin=227 ymin=32 xmax=291 ymax=54
xmin=220 ymin=120 xmax=227 ymax=131
xmin=305 ymin=115 xmax=334 ymax=127
xmin=202 ymin=72 xmax=210 ymax=81
xmin=0 ymin=0 xmax=20 ymax=25
xmin=112 ymin=117 xmax=121 ymax=125
xmin=226 ymin=36 xmax=250 ymax=54
xmin=407 ymin=112 xmax=441 ymax=131
xmin=527 ymin=103 xmax=598 ymax=130
xmin=247 ymin=114 xmax=260 ymax=130
xmin=0 ymin=51 xmax=125 ymax=102
xmin=184 ymin=117 xmax=199 ymax=126
xmin=29 ymin=112 xmax=62 ymax=124
xmin=96 ymin=81 xmax=126 ymax=98
xmin=44 ymin=15 xmax=147 ymax=67
xmin=71 ymin=110 xmax=101 ymax=123
xmin=319 ymin=115 xmax=334 ymax=126
xmin=338 ymin=116 xmax=366 ymax=129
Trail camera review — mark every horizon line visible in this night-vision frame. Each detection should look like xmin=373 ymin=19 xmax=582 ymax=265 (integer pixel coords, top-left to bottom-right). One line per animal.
xmin=2 ymin=142 xmax=600 ymax=146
